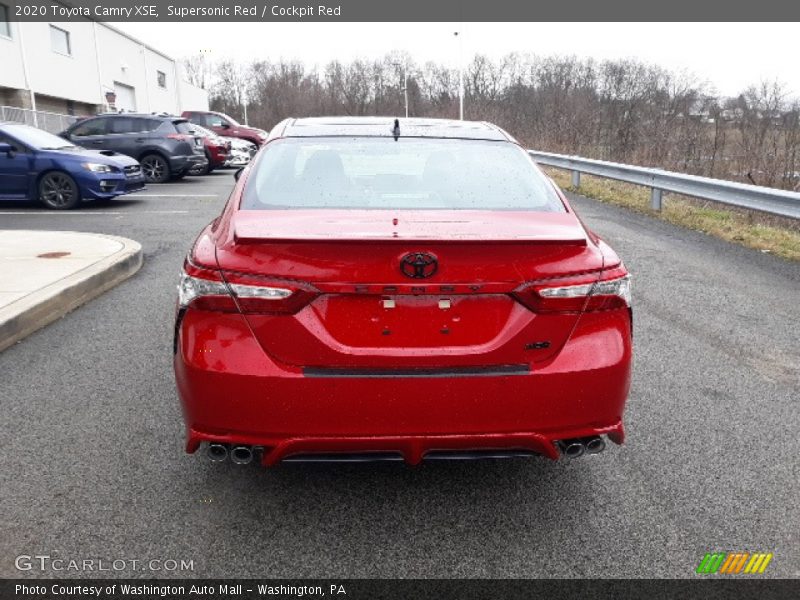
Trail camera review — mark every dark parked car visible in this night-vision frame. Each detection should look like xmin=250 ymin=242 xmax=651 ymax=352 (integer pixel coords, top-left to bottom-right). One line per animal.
xmin=60 ymin=114 xmax=207 ymax=183
xmin=0 ymin=121 xmax=145 ymax=210
xmin=182 ymin=110 xmax=267 ymax=146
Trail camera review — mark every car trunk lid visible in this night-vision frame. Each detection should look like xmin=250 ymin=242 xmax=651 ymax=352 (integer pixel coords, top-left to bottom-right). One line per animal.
xmin=214 ymin=209 xmax=603 ymax=369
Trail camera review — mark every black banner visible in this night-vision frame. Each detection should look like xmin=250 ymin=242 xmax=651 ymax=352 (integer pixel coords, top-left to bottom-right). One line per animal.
xmin=3 ymin=579 xmax=800 ymax=600
xmin=5 ymin=0 xmax=800 ymax=22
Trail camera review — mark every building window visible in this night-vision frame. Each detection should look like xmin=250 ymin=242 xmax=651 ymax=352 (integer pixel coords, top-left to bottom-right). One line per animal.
xmin=157 ymin=71 xmax=167 ymax=89
xmin=0 ymin=3 xmax=11 ymax=38
xmin=50 ymin=25 xmax=71 ymax=56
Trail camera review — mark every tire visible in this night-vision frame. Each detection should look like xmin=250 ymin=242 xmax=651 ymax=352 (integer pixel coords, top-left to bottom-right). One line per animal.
xmin=189 ymin=161 xmax=210 ymax=176
xmin=39 ymin=171 xmax=81 ymax=210
xmin=140 ymin=153 xmax=171 ymax=183
xmin=199 ymin=152 xmax=214 ymax=175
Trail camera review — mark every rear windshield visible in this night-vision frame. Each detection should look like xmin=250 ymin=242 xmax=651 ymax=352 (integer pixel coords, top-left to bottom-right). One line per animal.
xmin=173 ymin=121 xmax=194 ymax=134
xmin=241 ymin=137 xmax=564 ymax=211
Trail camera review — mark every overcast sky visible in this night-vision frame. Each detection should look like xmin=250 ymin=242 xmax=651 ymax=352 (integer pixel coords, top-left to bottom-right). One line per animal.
xmin=117 ymin=22 xmax=798 ymax=98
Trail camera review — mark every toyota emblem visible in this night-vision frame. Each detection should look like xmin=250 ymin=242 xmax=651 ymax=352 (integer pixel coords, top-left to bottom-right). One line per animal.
xmin=400 ymin=252 xmax=438 ymax=279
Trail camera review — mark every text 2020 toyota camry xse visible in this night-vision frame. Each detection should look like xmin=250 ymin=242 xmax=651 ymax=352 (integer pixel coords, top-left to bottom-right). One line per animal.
xmin=173 ymin=117 xmax=632 ymax=467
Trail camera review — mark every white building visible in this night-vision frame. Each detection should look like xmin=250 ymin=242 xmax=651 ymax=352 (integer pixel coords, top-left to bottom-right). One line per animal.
xmin=0 ymin=3 xmax=208 ymax=130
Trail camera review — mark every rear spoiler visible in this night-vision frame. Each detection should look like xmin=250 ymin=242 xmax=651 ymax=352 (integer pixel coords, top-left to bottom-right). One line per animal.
xmin=232 ymin=211 xmax=589 ymax=245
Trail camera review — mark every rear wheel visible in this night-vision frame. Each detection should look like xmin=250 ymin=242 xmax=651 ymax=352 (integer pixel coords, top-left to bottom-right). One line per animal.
xmin=190 ymin=159 xmax=211 ymax=176
xmin=39 ymin=172 xmax=81 ymax=210
xmin=140 ymin=154 xmax=170 ymax=183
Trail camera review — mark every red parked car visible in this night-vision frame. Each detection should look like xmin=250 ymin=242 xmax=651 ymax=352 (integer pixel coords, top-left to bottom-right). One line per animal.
xmin=182 ymin=110 xmax=267 ymax=147
xmin=174 ymin=117 xmax=632 ymax=467
xmin=186 ymin=124 xmax=231 ymax=175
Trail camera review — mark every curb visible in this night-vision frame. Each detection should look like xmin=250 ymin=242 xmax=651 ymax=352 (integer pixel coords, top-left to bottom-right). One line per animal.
xmin=0 ymin=233 xmax=143 ymax=353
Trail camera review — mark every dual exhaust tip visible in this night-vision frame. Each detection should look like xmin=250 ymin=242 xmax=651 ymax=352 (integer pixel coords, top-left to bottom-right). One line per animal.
xmin=207 ymin=443 xmax=254 ymax=465
xmin=559 ymin=436 xmax=606 ymax=459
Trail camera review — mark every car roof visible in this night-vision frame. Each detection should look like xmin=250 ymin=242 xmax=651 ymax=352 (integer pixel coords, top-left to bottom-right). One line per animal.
xmin=90 ymin=113 xmax=184 ymax=121
xmin=277 ymin=117 xmax=516 ymax=142
xmin=185 ymin=110 xmax=231 ymax=119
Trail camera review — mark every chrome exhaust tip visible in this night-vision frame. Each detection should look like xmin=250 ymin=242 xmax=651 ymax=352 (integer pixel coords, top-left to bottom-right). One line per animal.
xmin=559 ymin=439 xmax=585 ymax=459
xmin=230 ymin=445 xmax=253 ymax=465
xmin=585 ymin=436 xmax=606 ymax=455
xmin=207 ymin=443 xmax=228 ymax=462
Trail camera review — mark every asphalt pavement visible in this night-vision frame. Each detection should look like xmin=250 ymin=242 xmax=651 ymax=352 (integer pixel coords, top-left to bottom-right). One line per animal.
xmin=1 ymin=172 xmax=798 ymax=578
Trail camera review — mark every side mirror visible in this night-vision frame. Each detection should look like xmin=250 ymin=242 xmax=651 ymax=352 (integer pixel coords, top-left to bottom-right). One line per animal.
xmin=0 ymin=142 xmax=15 ymax=157
xmin=220 ymin=122 xmax=231 ymax=129
xmin=234 ymin=168 xmax=244 ymax=181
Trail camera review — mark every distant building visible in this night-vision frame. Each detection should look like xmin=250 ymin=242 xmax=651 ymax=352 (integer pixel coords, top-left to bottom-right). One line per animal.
xmin=0 ymin=5 xmax=208 ymax=130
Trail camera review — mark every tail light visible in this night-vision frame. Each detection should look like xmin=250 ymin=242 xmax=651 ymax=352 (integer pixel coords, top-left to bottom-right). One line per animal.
xmin=177 ymin=261 xmax=318 ymax=315
xmin=167 ymin=134 xmax=192 ymax=141
xmin=512 ymin=266 xmax=631 ymax=313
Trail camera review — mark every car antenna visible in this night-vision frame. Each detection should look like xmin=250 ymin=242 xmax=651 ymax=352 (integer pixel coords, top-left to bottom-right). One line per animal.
xmin=392 ymin=118 xmax=400 ymax=141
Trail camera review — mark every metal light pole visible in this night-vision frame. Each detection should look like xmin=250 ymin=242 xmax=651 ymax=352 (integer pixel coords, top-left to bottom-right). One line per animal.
xmin=242 ymin=86 xmax=248 ymax=126
xmin=454 ymin=31 xmax=463 ymax=120
xmin=394 ymin=61 xmax=409 ymax=118
xmin=403 ymin=68 xmax=409 ymax=119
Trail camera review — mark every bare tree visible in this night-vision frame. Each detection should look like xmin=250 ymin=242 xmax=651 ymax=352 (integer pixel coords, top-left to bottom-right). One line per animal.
xmin=182 ymin=53 xmax=212 ymax=90
xmin=193 ymin=51 xmax=799 ymax=191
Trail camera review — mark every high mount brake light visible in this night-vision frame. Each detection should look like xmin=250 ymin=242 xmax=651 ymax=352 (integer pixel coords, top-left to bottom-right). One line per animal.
xmin=177 ymin=261 xmax=318 ymax=315
xmin=513 ymin=267 xmax=631 ymax=313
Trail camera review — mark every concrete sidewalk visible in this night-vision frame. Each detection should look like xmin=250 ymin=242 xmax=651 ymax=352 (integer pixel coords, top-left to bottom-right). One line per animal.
xmin=0 ymin=230 xmax=142 ymax=352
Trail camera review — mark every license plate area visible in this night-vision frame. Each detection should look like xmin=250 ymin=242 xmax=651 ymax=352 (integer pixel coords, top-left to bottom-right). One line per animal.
xmin=310 ymin=294 xmax=516 ymax=347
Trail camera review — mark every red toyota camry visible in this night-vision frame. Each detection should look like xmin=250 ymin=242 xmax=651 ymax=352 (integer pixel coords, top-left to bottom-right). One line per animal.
xmin=173 ymin=117 xmax=632 ymax=467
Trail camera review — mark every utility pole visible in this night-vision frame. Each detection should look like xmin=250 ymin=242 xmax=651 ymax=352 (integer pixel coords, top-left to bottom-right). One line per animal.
xmin=454 ymin=31 xmax=464 ymax=120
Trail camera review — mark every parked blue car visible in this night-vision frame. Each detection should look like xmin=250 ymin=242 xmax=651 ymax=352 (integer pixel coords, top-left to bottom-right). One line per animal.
xmin=0 ymin=122 xmax=145 ymax=209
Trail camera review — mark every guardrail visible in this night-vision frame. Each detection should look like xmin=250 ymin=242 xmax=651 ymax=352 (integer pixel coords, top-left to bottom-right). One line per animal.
xmin=528 ymin=150 xmax=800 ymax=220
xmin=0 ymin=105 xmax=79 ymax=134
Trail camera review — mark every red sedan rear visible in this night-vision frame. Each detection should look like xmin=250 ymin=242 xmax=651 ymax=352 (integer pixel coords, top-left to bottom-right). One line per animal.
xmin=186 ymin=124 xmax=231 ymax=174
xmin=173 ymin=117 xmax=632 ymax=467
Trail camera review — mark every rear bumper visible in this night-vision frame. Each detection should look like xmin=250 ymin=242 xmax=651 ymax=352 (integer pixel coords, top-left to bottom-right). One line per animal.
xmin=169 ymin=154 xmax=207 ymax=172
xmin=174 ymin=308 xmax=632 ymax=465
xmin=187 ymin=425 xmax=625 ymax=466
xmin=224 ymin=155 xmax=250 ymax=167
xmin=208 ymin=149 xmax=230 ymax=167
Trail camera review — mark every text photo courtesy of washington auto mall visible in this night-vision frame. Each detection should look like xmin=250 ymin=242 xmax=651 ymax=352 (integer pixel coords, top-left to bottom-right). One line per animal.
xmin=0 ymin=1 xmax=799 ymax=599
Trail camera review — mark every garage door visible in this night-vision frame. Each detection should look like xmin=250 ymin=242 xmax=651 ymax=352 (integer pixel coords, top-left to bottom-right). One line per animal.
xmin=113 ymin=82 xmax=137 ymax=112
